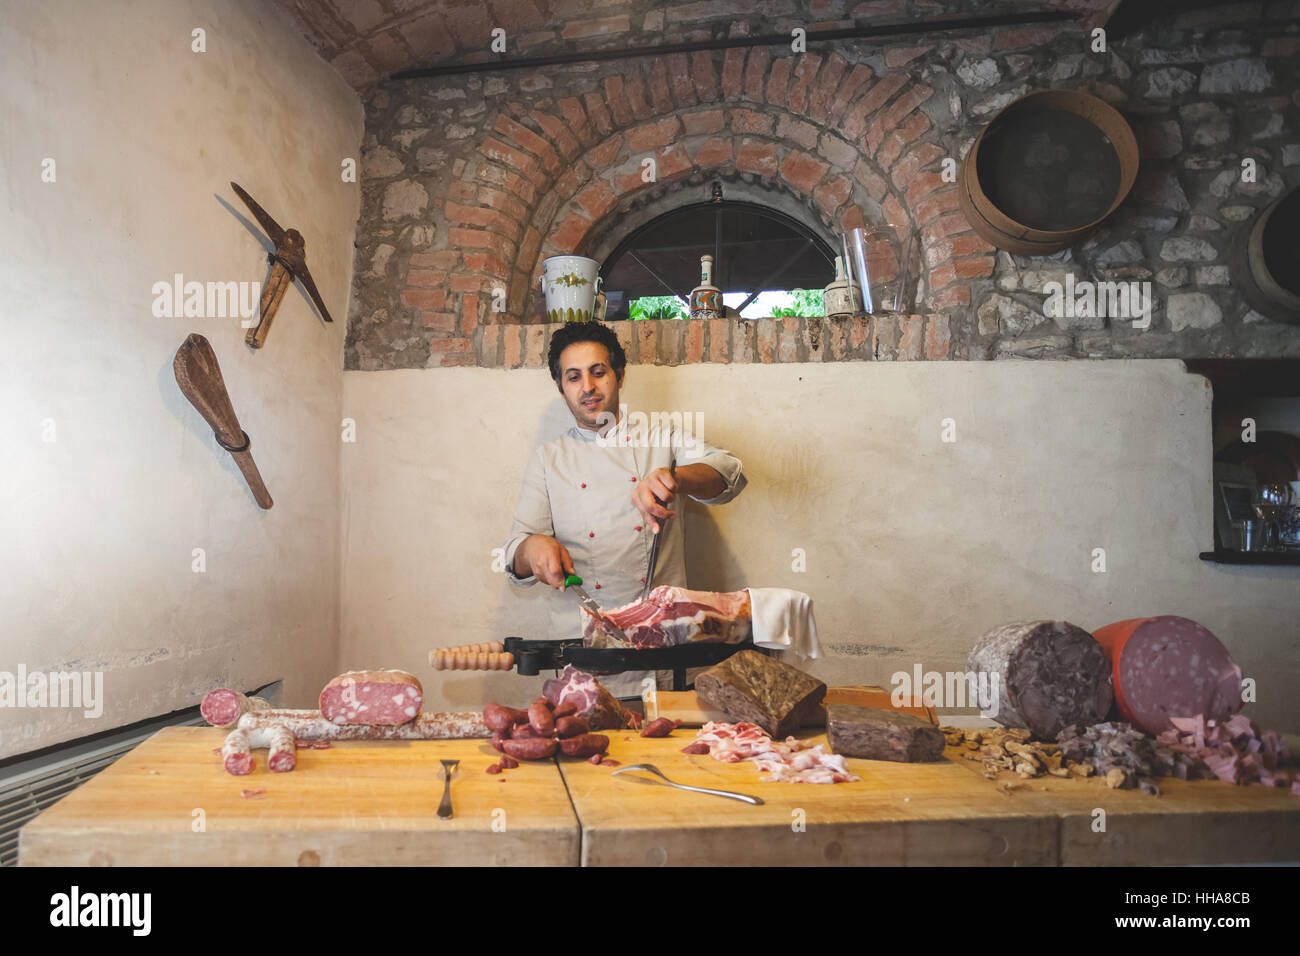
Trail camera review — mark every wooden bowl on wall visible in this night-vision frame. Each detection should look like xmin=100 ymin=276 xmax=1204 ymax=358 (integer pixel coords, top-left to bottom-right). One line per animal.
xmin=1229 ymin=188 xmax=1300 ymax=325
xmin=958 ymin=89 xmax=1140 ymax=256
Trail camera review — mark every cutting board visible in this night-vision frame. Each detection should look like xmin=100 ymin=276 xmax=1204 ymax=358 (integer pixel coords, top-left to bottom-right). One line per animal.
xmin=561 ymin=728 xmax=1056 ymax=866
xmin=655 ymin=685 xmax=937 ymax=727
xmin=19 ymin=727 xmax=579 ymax=866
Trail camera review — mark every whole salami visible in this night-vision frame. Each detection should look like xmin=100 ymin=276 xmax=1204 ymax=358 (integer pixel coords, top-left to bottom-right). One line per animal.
xmin=201 ymin=689 xmax=271 ymax=729
xmin=238 ymin=709 xmax=489 ymax=740
xmin=1093 ymin=616 xmax=1242 ymax=736
xmin=967 ymin=620 xmax=1113 ymax=739
xmin=319 ymin=669 xmax=423 ymax=725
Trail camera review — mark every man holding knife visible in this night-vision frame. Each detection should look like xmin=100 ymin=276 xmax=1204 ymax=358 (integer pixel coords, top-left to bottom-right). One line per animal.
xmin=502 ymin=322 xmax=748 ymax=697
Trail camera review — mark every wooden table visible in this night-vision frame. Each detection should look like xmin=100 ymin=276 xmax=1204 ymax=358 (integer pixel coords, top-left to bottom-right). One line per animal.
xmin=942 ymin=742 xmax=1300 ymax=866
xmin=561 ymin=730 xmax=1059 ymax=866
xmin=18 ymin=727 xmax=579 ymax=866
xmin=19 ymin=726 xmax=1300 ymax=866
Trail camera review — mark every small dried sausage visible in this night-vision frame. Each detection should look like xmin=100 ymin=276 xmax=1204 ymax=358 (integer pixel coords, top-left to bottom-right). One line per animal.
xmin=502 ymin=738 xmax=558 ymax=761
xmin=483 ymin=703 xmax=529 ymax=732
xmin=528 ymin=700 xmax=556 ymax=736
xmin=559 ymin=734 xmax=609 ymax=759
xmin=640 ymin=717 xmax=679 ymax=738
xmin=555 ymin=716 xmax=590 ymax=739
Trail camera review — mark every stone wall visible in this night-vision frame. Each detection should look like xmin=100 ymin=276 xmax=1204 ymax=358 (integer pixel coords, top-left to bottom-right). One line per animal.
xmin=345 ymin=1 xmax=1300 ymax=369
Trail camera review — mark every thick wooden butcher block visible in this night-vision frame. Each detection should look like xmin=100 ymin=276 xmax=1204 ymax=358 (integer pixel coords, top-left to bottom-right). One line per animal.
xmin=942 ymin=741 xmax=1300 ymax=866
xmin=655 ymin=684 xmax=937 ymax=727
xmin=560 ymin=729 xmax=1056 ymax=866
xmin=18 ymin=727 xmax=578 ymax=866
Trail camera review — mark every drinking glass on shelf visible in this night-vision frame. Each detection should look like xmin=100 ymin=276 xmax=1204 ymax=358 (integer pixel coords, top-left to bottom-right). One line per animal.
xmin=1253 ymin=483 xmax=1294 ymax=552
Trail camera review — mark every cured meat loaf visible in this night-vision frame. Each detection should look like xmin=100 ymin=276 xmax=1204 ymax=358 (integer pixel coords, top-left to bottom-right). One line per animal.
xmin=319 ymin=669 xmax=423 ymax=725
xmin=968 ymin=620 xmax=1112 ymax=739
xmin=542 ymin=665 xmax=638 ymax=731
xmin=694 ymin=650 xmax=826 ymax=739
xmin=826 ymin=704 xmax=945 ymax=762
xmin=201 ymin=689 xmax=271 ymax=729
xmin=1092 ymin=616 xmax=1242 ymax=736
xmin=581 ymin=586 xmax=752 ymax=649
xmin=238 ymin=709 xmax=489 ymax=739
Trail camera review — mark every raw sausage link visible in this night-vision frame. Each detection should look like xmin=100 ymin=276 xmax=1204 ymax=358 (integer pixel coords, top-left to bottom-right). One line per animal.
xmin=238 ymin=709 xmax=489 ymax=739
xmin=502 ymin=738 xmax=558 ymax=761
xmin=201 ymin=689 xmax=271 ymax=729
xmin=222 ymin=729 xmax=255 ymax=775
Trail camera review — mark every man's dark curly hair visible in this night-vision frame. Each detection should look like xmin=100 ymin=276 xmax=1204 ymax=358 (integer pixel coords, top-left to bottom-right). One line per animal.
xmin=547 ymin=322 xmax=627 ymax=384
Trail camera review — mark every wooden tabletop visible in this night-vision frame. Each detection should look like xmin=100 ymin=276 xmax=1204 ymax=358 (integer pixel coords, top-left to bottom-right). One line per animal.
xmin=18 ymin=727 xmax=578 ymax=866
xmin=19 ymin=725 xmax=1300 ymax=866
xmin=942 ymin=742 xmax=1300 ymax=866
xmin=561 ymin=730 xmax=1059 ymax=866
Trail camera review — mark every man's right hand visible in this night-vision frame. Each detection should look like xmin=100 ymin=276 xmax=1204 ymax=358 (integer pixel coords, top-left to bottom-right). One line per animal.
xmin=517 ymin=535 xmax=576 ymax=590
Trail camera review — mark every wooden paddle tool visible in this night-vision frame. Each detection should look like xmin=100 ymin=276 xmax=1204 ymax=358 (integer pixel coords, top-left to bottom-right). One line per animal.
xmin=173 ymin=333 xmax=273 ymax=509
xmin=230 ymin=181 xmax=335 ymax=349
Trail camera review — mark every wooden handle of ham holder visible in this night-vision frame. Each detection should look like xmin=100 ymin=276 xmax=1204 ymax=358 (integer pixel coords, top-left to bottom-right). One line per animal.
xmin=172 ymin=333 xmax=273 ymax=509
xmin=429 ymin=642 xmax=514 ymax=671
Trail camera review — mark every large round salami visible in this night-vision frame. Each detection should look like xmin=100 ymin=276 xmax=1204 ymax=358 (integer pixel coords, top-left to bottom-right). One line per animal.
xmin=319 ymin=669 xmax=423 ymax=725
xmin=1092 ymin=616 xmax=1242 ymax=736
xmin=967 ymin=620 xmax=1113 ymax=739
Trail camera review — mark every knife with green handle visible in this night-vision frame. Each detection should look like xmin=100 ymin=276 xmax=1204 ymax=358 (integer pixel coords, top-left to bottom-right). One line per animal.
xmin=564 ymin=574 xmax=628 ymax=644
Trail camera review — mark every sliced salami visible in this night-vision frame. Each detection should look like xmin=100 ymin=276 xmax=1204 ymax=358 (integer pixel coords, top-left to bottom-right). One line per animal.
xmin=1092 ymin=616 xmax=1242 ymax=736
xmin=319 ymin=669 xmax=423 ymax=725
xmin=201 ymin=689 xmax=271 ymax=729
xmin=221 ymin=729 xmax=255 ymax=775
xmin=238 ymin=709 xmax=489 ymax=740
xmin=968 ymin=620 xmax=1113 ymax=739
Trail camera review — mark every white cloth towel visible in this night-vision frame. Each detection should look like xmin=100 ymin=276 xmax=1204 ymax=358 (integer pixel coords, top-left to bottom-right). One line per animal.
xmin=745 ymin=588 xmax=821 ymax=661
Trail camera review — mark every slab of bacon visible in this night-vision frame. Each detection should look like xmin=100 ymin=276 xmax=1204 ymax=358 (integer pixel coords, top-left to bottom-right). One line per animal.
xmin=687 ymin=720 xmax=861 ymax=784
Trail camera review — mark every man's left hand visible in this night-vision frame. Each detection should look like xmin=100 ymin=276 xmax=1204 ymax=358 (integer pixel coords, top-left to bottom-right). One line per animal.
xmin=633 ymin=467 xmax=678 ymax=534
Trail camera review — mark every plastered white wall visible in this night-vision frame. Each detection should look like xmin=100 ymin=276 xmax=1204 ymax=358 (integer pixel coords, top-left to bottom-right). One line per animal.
xmin=0 ymin=0 xmax=363 ymax=758
xmin=342 ymin=360 xmax=1300 ymax=731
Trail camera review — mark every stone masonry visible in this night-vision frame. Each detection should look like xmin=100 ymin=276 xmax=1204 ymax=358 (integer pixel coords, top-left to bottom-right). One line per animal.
xmin=337 ymin=1 xmax=1300 ymax=369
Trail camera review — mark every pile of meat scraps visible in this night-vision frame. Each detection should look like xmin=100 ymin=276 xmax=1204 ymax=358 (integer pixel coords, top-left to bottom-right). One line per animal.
xmin=684 ymin=721 xmax=860 ymax=784
xmin=1157 ymin=713 xmax=1299 ymax=792
xmin=581 ymin=586 xmax=752 ymax=648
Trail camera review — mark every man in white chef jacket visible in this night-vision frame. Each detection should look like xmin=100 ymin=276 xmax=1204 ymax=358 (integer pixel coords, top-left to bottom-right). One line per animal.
xmin=502 ymin=322 xmax=747 ymax=698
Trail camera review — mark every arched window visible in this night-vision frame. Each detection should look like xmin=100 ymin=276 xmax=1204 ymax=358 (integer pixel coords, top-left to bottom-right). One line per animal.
xmin=599 ymin=198 xmax=838 ymax=321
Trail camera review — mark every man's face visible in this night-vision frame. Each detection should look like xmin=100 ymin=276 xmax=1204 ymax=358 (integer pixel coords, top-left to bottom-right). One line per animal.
xmin=557 ymin=341 xmax=623 ymax=431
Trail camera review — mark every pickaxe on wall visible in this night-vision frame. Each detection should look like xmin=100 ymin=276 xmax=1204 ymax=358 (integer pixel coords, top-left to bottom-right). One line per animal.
xmin=230 ymin=181 xmax=335 ymax=348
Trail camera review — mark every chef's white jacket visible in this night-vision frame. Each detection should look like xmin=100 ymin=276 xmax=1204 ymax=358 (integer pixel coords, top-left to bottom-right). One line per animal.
xmin=502 ymin=417 xmax=747 ymax=697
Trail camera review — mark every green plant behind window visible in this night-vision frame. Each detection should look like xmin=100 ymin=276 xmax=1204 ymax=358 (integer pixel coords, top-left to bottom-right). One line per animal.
xmin=629 ymin=296 xmax=688 ymax=320
xmin=769 ymin=288 xmax=825 ymax=318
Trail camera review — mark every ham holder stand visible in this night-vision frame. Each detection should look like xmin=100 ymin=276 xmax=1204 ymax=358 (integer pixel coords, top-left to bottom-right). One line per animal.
xmin=430 ymin=638 xmax=763 ymax=692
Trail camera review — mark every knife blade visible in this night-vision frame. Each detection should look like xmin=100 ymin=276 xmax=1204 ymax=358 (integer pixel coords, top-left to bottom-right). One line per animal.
xmin=564 ymin=574 xmax=627 ymax=644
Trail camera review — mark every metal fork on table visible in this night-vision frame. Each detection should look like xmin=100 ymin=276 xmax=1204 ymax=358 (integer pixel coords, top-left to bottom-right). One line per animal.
xmin=437 ymin=758 xmax=459 ymax=819
xmin=611 ymin=762 xmax=764 ymax=805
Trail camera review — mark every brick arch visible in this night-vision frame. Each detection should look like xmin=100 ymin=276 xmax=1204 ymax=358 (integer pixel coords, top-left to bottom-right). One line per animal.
xmin=439 ymin=48 xmax=995 ymax=330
